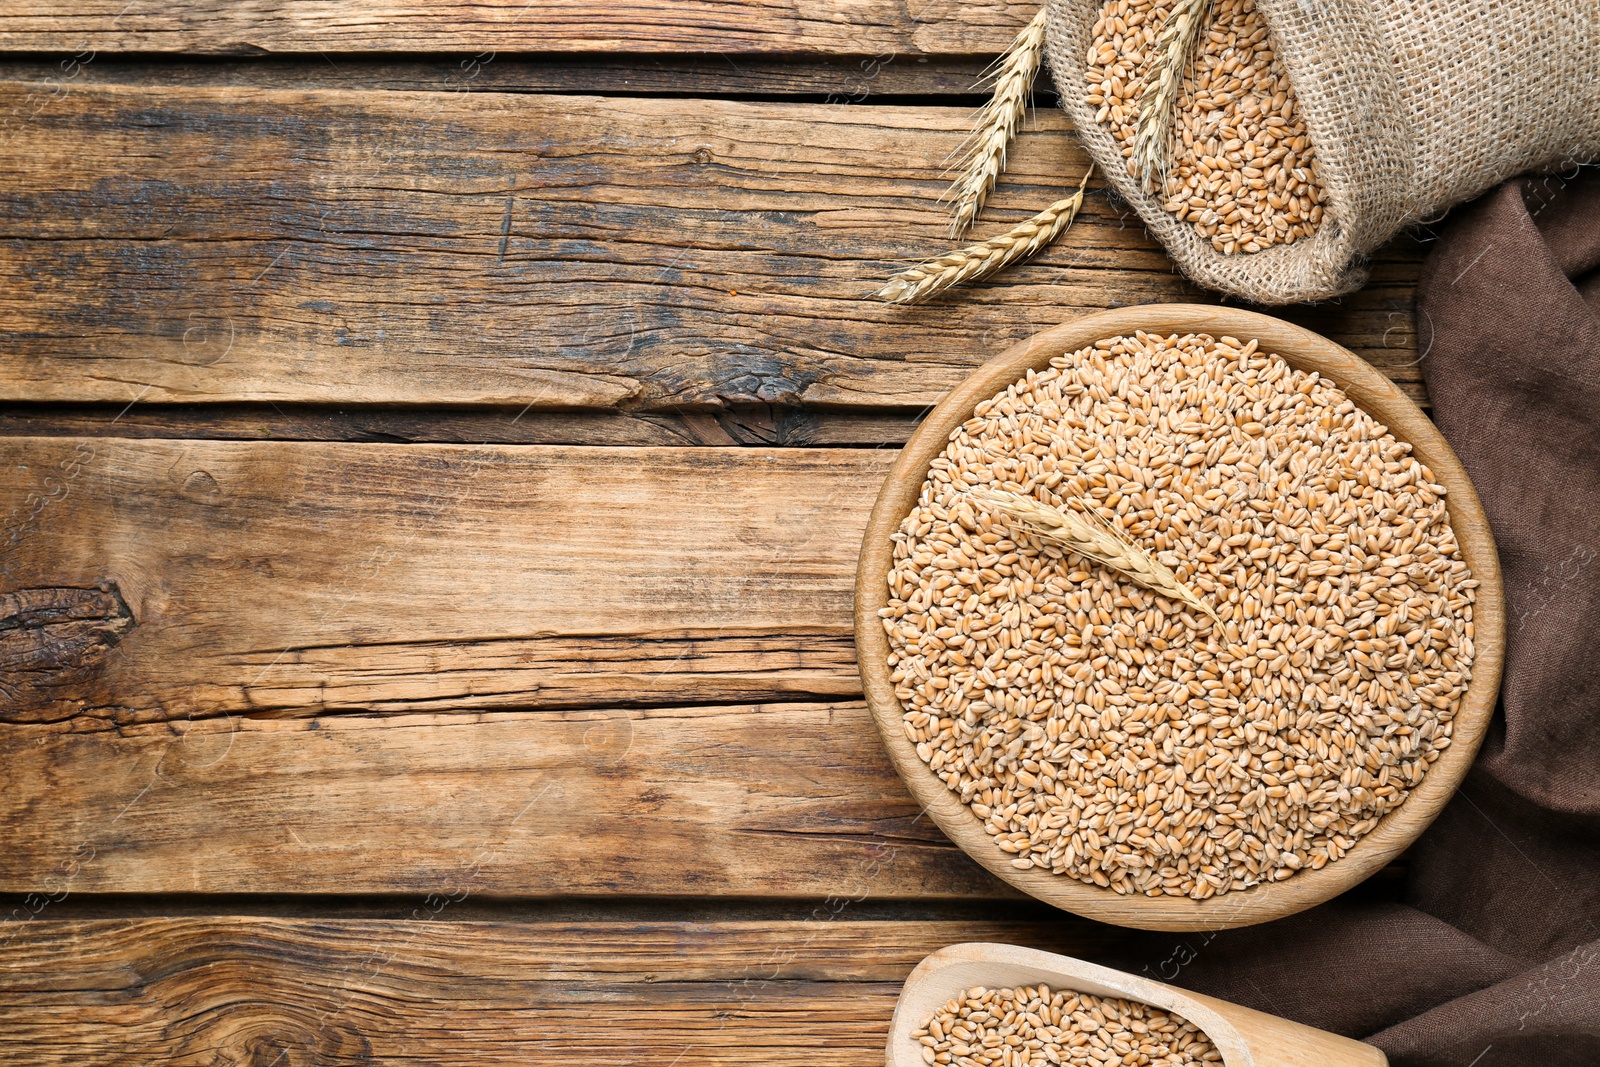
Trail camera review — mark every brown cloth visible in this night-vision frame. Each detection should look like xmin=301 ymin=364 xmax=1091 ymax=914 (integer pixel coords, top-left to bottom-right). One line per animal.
xmin=1108 ymin=173 xmax=1600 ymax=1065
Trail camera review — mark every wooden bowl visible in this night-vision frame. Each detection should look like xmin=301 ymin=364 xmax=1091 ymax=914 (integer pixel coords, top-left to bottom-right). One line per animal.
xmin=855 ymin=304 xmax=1504 ymax=931
xmin=888 ymin=943 xmax=1386 ymax=1067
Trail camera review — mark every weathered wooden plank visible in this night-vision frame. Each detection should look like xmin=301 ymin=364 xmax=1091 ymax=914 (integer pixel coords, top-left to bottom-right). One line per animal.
xmin=0 ymin=83 xmax=1426 ymax=411
xmin=1 ymin=2 xmax=1037 ymax=56
xmin=0 ymin=436 xmax=969 ymax=897
xmin=0 ymin=439 xmax=882 ymax=720
xmin=0 ymin=919 xmax=1122 ymax=1065
xmin=0 ymin=702 xmax=1018 ymax=897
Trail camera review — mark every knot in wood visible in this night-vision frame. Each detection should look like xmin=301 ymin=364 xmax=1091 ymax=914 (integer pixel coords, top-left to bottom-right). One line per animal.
xmin=0 ymin=583 xmax=133 ymax=720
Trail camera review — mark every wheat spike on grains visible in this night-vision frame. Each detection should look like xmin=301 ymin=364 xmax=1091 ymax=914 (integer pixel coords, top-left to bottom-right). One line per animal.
xmin=971 ymin=486 xmax=1219 ymax=621
xmin=1131 ymin=0 xmax=1211 ymax=189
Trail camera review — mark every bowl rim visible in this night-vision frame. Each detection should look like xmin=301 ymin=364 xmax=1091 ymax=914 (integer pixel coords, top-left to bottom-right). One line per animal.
xmin=853 ymin=304 xmax=1505 ymax=932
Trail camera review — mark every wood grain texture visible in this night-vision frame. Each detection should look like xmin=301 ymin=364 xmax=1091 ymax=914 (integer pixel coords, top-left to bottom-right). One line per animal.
xmin=0 ymin=701 xmax=1017 ymax=896
xmin=0 ymin=438 xmax=884 ymax=721
xmin=0 ymin=436 xmax=984 ymax=896
xmin=854 ymin=306 xmax=1505 ymax=932
xmin=0 ymin=82 xmax=1427 ymax=411
xmin=0 ymin=584 xmax=132 ymax=714
xmin=0 ymin=919 xmax=1124 ymax=1065
xmin=1 ymin=1 xmax=1038 ymax=56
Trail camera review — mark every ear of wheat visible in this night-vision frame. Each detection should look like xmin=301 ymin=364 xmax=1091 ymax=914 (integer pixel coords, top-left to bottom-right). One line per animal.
xmin=947 ymin=9 xmax=1048 ymax=238
xmin=969 ymin=486 xmax=1220 ymax=622
xmin=1130 ymin=0 xmax=1211 ymax=190
xmin=875 ymin=166 xmax=1093 ymax=305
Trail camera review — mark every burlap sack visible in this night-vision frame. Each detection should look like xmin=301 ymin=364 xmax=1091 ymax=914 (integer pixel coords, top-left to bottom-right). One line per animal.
xmin=1042 ymin=0 xmax=1600 ymax=304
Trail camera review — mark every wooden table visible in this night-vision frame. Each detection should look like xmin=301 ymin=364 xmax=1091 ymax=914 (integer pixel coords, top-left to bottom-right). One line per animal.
xmin=0 ymin=6 xmax=1426 ymax=1062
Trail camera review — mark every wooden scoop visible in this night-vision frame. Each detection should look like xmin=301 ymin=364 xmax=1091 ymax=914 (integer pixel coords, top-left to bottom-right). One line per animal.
xmin=888 ymin=943 xmax=1386 ymax=1067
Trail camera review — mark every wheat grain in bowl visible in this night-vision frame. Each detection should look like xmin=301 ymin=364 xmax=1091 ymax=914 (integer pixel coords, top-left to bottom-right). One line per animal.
xmin=1085 ymin=0 xmax=1327 ymax=255
xmin=914 ymin=983 xmax=1221 ymax=1067
xmin=879 ymin=331 xmax=1477 ymax=900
